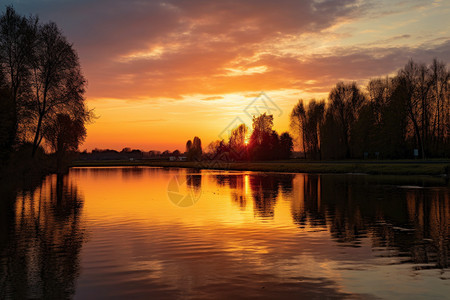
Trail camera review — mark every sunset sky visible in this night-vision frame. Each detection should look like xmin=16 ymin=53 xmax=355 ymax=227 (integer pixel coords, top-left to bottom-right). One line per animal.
xmin=11 ymin=0 xmax=450 ymax=151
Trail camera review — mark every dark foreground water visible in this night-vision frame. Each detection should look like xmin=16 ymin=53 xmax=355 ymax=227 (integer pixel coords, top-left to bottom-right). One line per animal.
xmin=0 ymin=167 xmax=449 ymax=299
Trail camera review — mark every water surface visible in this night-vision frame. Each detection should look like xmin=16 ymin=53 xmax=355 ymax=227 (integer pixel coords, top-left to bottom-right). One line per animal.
xmin=1 ymin=167 xmax=449 ymax=299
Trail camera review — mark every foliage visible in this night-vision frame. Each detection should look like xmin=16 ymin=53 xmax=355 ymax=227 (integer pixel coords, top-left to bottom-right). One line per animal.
xmin=186 ymin=136 xmax=202 ymax=160
xmin=290 ymin=58 xmax=449 ymax=159
xmin=43 ymin=113 xmax=87 ymax=172
xmin=0 ymin=6 xmax=89 ymax=164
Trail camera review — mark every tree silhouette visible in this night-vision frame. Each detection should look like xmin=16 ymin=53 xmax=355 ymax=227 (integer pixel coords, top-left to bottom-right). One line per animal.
xmin=0 ymin=70 xmax=14 ymax=160
xmin=186 ymin=136 xmax=202 ymax=160
xmin=30 ymin=22 xmax=86 ymax=156
xmin=279 ymin=132 xmax=293 ymax=159
xmin=0 ymin=7 xmax=37 ymax=158
xmin=228 ymin=123 xmax=248 ymax=160
xmin=327 ymin=82 xmax=366 ymax=159
xmin=0 ymin=6 xmax=89 ymax=163
xmin=43 ymin=113 xmax=87 ymax=172
xmin=290 ymin=100 xmax=307 ymax=158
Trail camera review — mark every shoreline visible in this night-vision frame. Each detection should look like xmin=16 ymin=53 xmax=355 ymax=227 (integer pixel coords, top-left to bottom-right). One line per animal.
xmin=70 ymin=160 xmax=450 ymax=176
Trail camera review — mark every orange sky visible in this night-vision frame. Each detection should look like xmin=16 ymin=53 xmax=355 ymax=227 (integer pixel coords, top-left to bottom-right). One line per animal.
xmin=13 ymin=0 xmax=450 ymax=151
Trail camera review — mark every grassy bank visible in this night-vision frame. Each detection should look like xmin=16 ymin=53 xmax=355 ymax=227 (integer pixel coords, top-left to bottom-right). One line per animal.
xmin=71 ymin=159 xmax=450 ymax=176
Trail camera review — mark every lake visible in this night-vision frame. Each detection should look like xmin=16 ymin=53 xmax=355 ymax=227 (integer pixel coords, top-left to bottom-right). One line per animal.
xmin=0 ymin=167 xmax=449 ymax=299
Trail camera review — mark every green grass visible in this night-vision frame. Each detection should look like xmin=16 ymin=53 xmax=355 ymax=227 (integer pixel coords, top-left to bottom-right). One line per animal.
xmin=71 ymin=159 xmax=450 ymax=176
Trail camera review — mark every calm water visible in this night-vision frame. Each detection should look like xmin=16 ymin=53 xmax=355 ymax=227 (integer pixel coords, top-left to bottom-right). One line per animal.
xmin=0 ymin=167 xmax=449 ymax=299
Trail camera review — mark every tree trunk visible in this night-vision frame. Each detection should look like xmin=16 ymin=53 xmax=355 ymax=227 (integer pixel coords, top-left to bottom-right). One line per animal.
xmin=411 ymin=116 xmax=425 ymax=159
xmin=31 ymin=113 xmax=43 ymax=157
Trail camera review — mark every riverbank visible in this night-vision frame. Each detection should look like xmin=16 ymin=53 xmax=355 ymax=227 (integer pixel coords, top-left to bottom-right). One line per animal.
xmin=71 ymin=159 xmax=450 ymax=176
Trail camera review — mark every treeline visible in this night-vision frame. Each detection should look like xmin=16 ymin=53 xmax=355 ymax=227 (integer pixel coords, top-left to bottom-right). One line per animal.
xmin=204 ymin=113 xmax=293 ymax=161
xmin=291 ymin=59 xmax=450 ymax=159
xmin=78 ymin=148 xmax=184 ymax=161
xmin=0 ymin=7 xmax=89 ymax=171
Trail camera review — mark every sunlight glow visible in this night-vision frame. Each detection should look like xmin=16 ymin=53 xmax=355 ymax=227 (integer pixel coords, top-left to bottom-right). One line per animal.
xmin=224 ymin=66 xmax=268 ymax=76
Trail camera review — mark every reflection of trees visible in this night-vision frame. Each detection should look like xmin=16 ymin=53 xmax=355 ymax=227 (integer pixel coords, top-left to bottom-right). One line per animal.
xmin=291 ymin=175 xmax=326 ymax=229
xmin=213 ymin=173 xmax=294 ymax=218
xmin=121 ymin=167 xmax=144 ymax=180
xmin=249 ymin=175 xmax=279 ymax=219
xmin=247 ymin=174 xmax=294 ymax=218
xmin=221 ymin=174 xmax=247 ymax=209
xmin=213 ymin=174 xmax=247 ymax=209
xmin=406 ymin=191 xmax=449 ymax=269
xmin=0 ymin=174 xmax=85 ymax=299
xmin=186 ymin=170 xmax=202 ymax=191
xmin=291 ymin=174 xmax=450 ymax=269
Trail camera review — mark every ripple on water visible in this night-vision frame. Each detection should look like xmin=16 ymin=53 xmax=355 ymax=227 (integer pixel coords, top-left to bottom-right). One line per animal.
xmin=1 ymin=167 xmax=449 ymax=299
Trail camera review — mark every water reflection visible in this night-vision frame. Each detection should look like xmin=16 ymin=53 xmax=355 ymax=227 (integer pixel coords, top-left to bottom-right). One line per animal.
xmin=186 ymin=169 xmax=202 ymax=191
xmin=213 ymin=172 xmax=449 ymax=270
xmin=0 ymin=174 xmax=85 ymax=299
xmin=0 ymin=167 xmax=449 ymax=299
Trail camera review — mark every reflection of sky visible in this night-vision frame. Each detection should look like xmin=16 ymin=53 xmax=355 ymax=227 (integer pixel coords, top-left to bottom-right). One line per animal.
xmin=67 ymin=167 xmax=449 ymax=299
xmin=10 ymin=0 xmax=450 ymax=151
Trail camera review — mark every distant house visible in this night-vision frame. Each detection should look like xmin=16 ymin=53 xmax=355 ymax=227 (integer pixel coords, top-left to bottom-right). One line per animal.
xmin=169 ymin=156 xmax=176 ymax=161
xmin=178 ymin=156 xmax=187 ymax=161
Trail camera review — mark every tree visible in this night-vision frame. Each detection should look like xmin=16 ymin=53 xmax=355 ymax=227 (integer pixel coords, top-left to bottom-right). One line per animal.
xmin=192 ymin=136 xmax=202 ymax=158
xmin=291 ymin=99 xmax=325 ymax=159
xmin=0 ymin=69 xmax=13 ymax=160
xmin=43 ymin=113 xmax=86 ymax=172
xmin=251 ymin=113 xmax=273 ymax=143
xmin=279 ymin=132 xmax=293 ymax=159
xmin=320 ymin=110 xmax=343 ymax=159
xmin=228 ymin=123 xmax=248 ymax=160
xmin=304 ymin=100 xmax=325 ymax=159
xmin=30 ymin=21 xmax=86 ymax=156
xmin=186 ymin=136 xmax=202 ymax=160
xmin=379 ymin=79 xmax=409 ymax=158
xmin=429 ymin=59 xmax=449 ymax=156
xmin=0 ymin=6 xmax=37 ymax=154
xmin=327 ymin=82 xmax=366 ymax=158
xmin=290 ymin=100 xmax=307 ymax=158
xmin=248 ymin=113 xmax=274 ymax=160
xmin=121 ymin=147 xmax=132 ymax=153
xmin=398 ymin=59 xmax=429 ymax=158
xmin=186 ymin=140 xmax=192 ymax=153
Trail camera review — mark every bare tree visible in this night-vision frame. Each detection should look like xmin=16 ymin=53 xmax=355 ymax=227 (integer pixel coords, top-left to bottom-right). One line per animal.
xmin=305 ymin=100 xmax=325 ymax=159
xmin=0 ymin=6 xmax=38 ymax=147
xmin=429 ymin=59 xmax=449 ymax=155
xmin=399 ymin=60 xmax=430 ymax=158
xmin=328 ymin=82 xmax=365 ymax=158
xmin=30 ymin=22 xmax=86 ymax=156
xmin=290 ymin=100 xmax=307 ymax=158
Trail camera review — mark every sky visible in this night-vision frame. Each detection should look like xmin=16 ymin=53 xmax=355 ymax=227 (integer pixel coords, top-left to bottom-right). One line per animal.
xmin=10 ymin=0 xmax=450 ymax=151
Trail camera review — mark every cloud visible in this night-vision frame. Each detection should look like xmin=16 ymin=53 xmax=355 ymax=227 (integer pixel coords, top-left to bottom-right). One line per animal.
xmin=10 ymin=0 xmax=450 ymax=101
xmin=201 ymin=96 xmax=224 ymax=101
